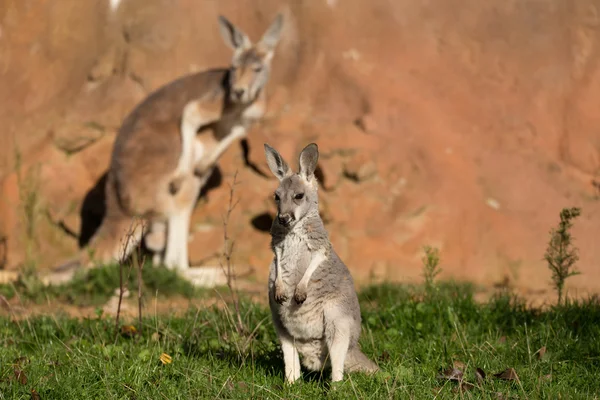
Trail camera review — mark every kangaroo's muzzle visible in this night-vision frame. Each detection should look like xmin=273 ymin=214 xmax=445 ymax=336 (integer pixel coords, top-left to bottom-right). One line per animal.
xmin=278 ymin=213 xmax=294 ymax=227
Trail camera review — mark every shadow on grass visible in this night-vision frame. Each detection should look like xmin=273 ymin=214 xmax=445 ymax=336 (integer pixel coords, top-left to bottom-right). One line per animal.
xmin=181 ymin=316 xmax=332 ymax=389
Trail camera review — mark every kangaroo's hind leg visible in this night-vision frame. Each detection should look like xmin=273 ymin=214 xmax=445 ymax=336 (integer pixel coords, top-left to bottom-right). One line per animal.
xmin=324 ymin=304 xmax=353 ymax=382
xmin=163 ymin=175 xmax=202 ymax=271
xmin=144 ymin=220 xmax=166 ymax=266
xmin=280 ymin=332 xmax=301 ymax=383
xmin=270 ymin=315 xmax=301 ymax=383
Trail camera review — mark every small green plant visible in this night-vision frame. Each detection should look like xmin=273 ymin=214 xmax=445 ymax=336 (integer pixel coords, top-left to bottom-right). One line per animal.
xmin=422 ymin=246 xmax=442 ymax=293
xmin=220 ymin=171 xmax=247 ymax=336
xmin=14 ymin=146 xmax=45 ymax=297
xmin=544 ymin=207 xmax=581 ymax=305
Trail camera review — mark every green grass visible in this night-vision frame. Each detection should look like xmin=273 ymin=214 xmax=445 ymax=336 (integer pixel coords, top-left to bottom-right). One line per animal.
xmin=1 ymin=282 xmax=600 ymax=399
xmin=0 ymin=263 xmax=205 ymax=306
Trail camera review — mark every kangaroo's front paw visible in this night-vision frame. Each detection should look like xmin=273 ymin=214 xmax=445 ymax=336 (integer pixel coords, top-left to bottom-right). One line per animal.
xmin=294 ymin=284 xmax=307 ymax=304
xmin=274 ymin=282 xmax=288 ymax=304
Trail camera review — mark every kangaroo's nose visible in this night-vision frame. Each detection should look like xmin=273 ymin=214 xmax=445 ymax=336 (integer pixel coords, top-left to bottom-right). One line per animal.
xmin=233 ymin=88 xmax=245 ymax=100
xmin=278 ymin=214 xmax=293 ymax=226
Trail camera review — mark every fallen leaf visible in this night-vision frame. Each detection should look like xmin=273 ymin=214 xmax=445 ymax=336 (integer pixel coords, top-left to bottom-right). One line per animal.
xmin=536 ymin=346 xmax=547 ymax=360
xmin=30 ymin=389 xmax=41 ymax=400
xmin=453 ymin=360 xmax=466 ymax=370
xmin=120 ymin=325 xmax=138 ymax=338
xmin=14 ymin=368 xmax=27 ymax=385
xmin=453 ymin=381 xmax=476 ymax=393
xmin=13 ymin=356 xmax=30 ymax=367
xmin=437 ymin=367 xmax=464 ymax=381
xmin=494 ymin=368 xmax=519 ymax=381
xmin=151 ymin=332 xmax=161 ymax=342
xmin=431 ymin=387 xmax=443 ymax=395
xmin=379 ymin=350 xmax=390 ymax=362
xmin=542 ymin=373 xmax=552 ymax=382
xmin=159 ymin=353 xmax=172 ymax=365
xmin=475 ymin=367 xmax=486 ymax=384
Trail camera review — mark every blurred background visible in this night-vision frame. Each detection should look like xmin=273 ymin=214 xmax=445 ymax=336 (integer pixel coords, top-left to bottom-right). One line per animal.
xmin=0 ymin=0 xmax=599 ymax=300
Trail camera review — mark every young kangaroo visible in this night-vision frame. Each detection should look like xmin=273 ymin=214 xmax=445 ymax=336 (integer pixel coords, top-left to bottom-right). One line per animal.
xmin=264 ymin=143 xmax=379 ymax=383
xmin=74 ymin=14 xmax=285 ymax=272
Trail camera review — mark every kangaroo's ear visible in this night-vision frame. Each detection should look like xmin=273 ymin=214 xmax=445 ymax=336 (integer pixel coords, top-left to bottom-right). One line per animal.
xmin=258 ymin=13 xmax=284 ymax=53
xmin=264 ymin=143 xmax=291 ymax=181
xmin=218 ymin=15 xmax=251 ymax=51
xmin=298 ymin=143 xmax=319 ymax=180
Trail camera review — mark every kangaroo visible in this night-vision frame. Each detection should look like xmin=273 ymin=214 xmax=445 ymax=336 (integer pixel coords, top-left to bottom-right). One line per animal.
xmin=264 ymin=143 xmax=379 ymax=383
xmin=68 ymin=13 xmax=285 ymax=272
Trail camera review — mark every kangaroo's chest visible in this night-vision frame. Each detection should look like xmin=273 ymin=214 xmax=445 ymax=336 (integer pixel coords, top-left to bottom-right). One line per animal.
xmin=213 ymin=102 xmax=264 ymax=140
xmin=270 ymin=234 xmax=325 ymax=340
xmin=274 ymin=234 xmax=312 ymax=285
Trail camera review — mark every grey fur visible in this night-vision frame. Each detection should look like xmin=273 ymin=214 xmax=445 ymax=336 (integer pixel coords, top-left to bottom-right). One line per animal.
xmin=264 ymin=143 xmax=379 ymax=383
xmin=298 ymin=143 xmax=318 ymax=180
xmin=258 ymin=13 xmax=284 ymax=51
xmin=218 ymin=15 xmax=251 ymax=50
xmin=219 ymin=14 xmax=284 ymax=104
xmin=265 ymin=143 xmax=291 ymax=181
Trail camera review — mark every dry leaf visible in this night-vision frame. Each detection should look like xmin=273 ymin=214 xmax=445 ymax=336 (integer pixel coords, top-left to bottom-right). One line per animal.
xmin=536 ymin=346 xmax=547 ymax=360
xmin=379 ymin=350 xmax=390 ymax=362
xmin=14 ymin=368 xmax=27 ymax=385
xmin=453 ymin=360 xmax=466 ymax=370
xmin=30 ymin=389 xmax=41 ymax=400
xmin=120 ymin=325 xmax=138 ymax=338
xmin=475 ymin=367 xmax=486 ymax=384
xmin=431 ymin=387 xmax=443 ymax=395
xmin=159 ymin=353 xmax=172 ymax=365
xmin=151 ymin=332 xmax=161 ymax=342
xmin=494 ymin=368 xmax=519 ymax=381
xmin=437 ymin=367 xmax=464 ymax=381
xmin=453 ymin=381 xmax=475 ymax=393
xmin=13 ymin=356 xmax=30 ymax=367
xmin=542 ymin=373 xmax=552 ymax=382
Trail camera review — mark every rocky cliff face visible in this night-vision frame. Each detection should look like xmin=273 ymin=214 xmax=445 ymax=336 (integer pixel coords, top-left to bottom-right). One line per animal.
xmin=1 ymin=0 xmax=599 ymax=297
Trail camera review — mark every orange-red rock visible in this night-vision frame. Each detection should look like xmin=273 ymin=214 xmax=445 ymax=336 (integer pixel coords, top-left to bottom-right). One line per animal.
xmin=0 ymin=0 xmax=599 ymax=300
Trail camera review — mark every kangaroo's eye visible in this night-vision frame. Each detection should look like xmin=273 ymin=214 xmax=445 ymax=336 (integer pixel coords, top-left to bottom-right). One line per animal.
xmin=294 ymin=193 xmax=304 ymax=200
xmin=274 ymin=193 xmax=280 ymax=202
xmin=253 ymin=65 xmax=263 ymax=73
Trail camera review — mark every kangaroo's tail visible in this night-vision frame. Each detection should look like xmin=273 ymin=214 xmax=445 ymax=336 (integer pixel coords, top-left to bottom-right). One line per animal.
xmin=345 ymin=346 xmax=380 ymax=374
